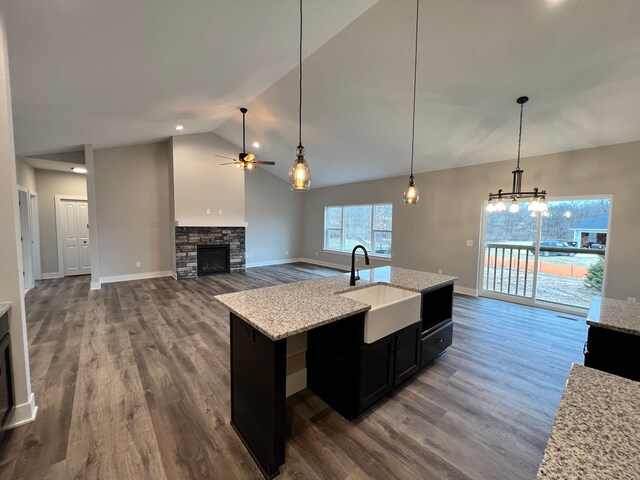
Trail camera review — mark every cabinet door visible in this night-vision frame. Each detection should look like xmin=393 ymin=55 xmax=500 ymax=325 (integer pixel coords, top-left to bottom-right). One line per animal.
xmin=394 ymin=323 xmax=421 ymax=385
xmin=358 ymin=337 xmax=394 ymax=411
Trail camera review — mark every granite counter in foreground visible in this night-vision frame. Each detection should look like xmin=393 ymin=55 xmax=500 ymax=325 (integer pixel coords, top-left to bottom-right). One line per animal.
xmin=587 ymin=296 xmax=640 ymax=336
xmin=537 ymin=364 xmax=640 ymax=479
xmin=213 ymin=266 xmax=456 ymax=341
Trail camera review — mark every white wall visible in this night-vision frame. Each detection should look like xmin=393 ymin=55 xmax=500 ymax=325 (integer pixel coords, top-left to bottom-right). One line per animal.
xmin=171 ymin=132 xmax=245 ymax=226
xmin=15 ymin=156 xmax=35 ymax=190
xmin=34 ymin=169 xmax=87 ymax=275
xmin=245 ymin=168 xmax=301 ymax=265
xmin=94 ymin=142 xmax=172 ymax=279
xmin=0 ymin=4 xmax=35 ymax=427
xmin=301 ymin=141 xmax=640 ymax=301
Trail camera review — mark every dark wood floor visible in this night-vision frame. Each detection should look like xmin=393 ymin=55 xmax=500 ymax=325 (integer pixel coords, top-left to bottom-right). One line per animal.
xmin=0 ymin=263 xmax=588 ymax=480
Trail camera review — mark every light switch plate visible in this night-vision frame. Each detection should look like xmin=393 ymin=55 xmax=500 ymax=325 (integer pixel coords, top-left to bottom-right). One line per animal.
xmin=466 ymin=240 xmax=474 ymax=247
xmin=218 ymin=209 xmax=223 ymax=215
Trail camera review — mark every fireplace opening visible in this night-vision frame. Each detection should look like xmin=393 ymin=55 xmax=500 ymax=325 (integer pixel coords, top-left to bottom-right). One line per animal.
xmin=197 ymin=245 xmax=230 ymax=276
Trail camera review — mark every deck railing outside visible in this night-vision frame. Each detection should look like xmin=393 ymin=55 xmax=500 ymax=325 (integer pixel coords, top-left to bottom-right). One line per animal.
xmin=483 ymin=243 xmax=605 ymax=300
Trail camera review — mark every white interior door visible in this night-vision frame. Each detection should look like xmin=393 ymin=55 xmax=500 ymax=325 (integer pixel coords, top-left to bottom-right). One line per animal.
xmin=61 ymin=199 xmax=91 ymax=276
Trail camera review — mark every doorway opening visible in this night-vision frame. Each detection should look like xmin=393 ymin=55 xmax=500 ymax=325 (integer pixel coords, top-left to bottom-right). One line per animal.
xmin=480 ymin=196 xmax=611 ymax=311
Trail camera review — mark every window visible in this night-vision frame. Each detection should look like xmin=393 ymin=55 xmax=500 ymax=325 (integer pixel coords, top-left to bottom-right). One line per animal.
xmin=324 ymin=203 xmax=392 ymax=257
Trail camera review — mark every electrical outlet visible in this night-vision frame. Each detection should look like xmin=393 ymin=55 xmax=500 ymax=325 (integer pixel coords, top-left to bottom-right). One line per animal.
xmin=315 ymin=251 xmax=318 ymax=256
xmin=438 ymin=269 xmax=443 ymax=275
xmin=628 ymin=297 xmax=636 ymax=304
xmin=206 ymin=209 xmax=211 ymax=215
xmin=285 ymin=250 xmax=289 ymax=255
xmin=218 ymin=209 xmax=223 ymax=215
xmin=136 ymin=261 xmax=141 ymax=268
xmin=466 ymin=240 xmax=474 ymax=247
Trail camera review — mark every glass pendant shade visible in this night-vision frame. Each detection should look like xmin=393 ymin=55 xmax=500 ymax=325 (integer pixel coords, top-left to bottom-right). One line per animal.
xmin=403 ymin=177 xmax=419 ymax=205
xmin=495 ymin=199 xmax=507 ymax=212
xmin=289 ymin=146 xmax=311 ymax=191
xmin=508 ymin=200 xmax=520 ymax=213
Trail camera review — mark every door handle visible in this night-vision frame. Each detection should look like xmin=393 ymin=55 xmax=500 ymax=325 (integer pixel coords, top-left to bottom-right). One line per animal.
xmin=434 ymin=338 xmax=443 ymax=344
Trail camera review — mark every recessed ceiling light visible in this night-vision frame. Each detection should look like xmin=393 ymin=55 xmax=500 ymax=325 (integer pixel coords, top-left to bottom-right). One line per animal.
xmin=252 ymin=142 xmax=260 ymax=148
xmin=72 ymin=167 xmax=88 ymax=174
xmin=175 ymin=125 xmax=184 ymax=131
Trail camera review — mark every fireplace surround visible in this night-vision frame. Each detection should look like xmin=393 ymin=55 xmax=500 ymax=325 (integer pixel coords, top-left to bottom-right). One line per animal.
xmin=175 ymin=226 xmax=245 ymax=279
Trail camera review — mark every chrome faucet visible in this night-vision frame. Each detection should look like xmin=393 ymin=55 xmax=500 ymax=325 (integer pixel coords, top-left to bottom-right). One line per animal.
xmin=350 ymin=245 xmax=370 ymax=286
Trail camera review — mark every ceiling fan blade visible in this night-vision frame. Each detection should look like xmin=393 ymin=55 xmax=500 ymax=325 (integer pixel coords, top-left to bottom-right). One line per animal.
xmin=244 ymin=153 xmax=256 ymax=162
xmin=253 ymin=161 xmax=276 ymax=166
xmin=215 ymin=154 xmax=237 ymax=161
xmin=219 ymin=162 xmax=237 ymax=166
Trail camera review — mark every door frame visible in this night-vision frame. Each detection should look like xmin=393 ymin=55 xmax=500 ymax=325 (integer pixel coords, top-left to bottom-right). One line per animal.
xmin=55 ymin=194 xmax=89 ymax=277
xmin=29 ymin=192 xmax=41 ymax=281
xmin=17 ymin=186 xmax=33 ymax=292
xmin=478 ymin=193 xmax=613 ymax=314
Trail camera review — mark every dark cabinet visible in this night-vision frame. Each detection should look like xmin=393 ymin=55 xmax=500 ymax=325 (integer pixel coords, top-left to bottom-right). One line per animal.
xmin=394 ymin=323 xmax=421 ymax=384
xmin=584 ymin=325 xmax=640 ymax=382
xmin=420 ymin=321 xmax=453 ymax=368
xmin=358 ymin=335 xmax=394 ymax=411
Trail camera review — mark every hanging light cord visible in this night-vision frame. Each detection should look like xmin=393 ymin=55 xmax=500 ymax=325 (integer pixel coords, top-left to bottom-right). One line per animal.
xmin=242 ymin=110 xmax=246 ymax=153
xmin=516 ymin=101 xmax=524 ymax=170
xmin=298 ymin=0 xmax=303 ymax=149
xmin=409 ymin=0 xmax=420 ymax=178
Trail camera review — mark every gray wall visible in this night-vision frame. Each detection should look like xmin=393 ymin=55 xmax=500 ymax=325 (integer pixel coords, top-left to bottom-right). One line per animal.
xmin=15 ymin=156 xmax=35 ymax=191
xmin=0 ymin=4 xmax=33 ymax=413
xmin=35 ymin=169 xmax=87 ymax=274
xmin=94 ymin=142 xmax=172 ymax=278
xmin=246 ymin=168 xmax=301 ymax=265
xmin=301 ymin=141 xmax=640 ymax=301
xmin=171 ymin=132 xmax=245 ymax=226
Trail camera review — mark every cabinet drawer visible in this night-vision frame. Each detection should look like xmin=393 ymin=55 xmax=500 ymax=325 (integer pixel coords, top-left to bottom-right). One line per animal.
xmin=420 ymin=321 xmax=452 ymax=368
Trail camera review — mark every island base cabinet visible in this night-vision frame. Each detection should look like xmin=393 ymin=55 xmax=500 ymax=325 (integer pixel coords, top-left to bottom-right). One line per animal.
xmin=420 ymin=321 xmax=453 ymax=368
xmin=585 ymin=326 xmax=640 ymax=382
xmin=308 ymin=318 xmax=422 ymax=420
xmin=230 ymin=314 xmax=286 ymax=479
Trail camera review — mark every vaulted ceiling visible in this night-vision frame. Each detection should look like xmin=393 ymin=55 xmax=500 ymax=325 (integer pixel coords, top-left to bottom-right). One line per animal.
xmin=6 ymin=0 xmax=640 ymax=187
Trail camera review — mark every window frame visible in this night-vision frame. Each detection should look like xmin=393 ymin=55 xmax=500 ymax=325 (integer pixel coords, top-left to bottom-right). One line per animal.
xmin=323 ymin=203 xmax=393 ymax=258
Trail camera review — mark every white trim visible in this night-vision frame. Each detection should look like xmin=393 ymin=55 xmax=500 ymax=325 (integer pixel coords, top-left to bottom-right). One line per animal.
xmin=99 ymin=270 xmax=172 ymax=284
xmin=40 ymin=272 xmax=63 ymax=280
xmin=54 ymin=194 xmax=89 ymax=278
xmin=322 ymin=249 xmax=392 ymax=261
xmin=454 ymin=286 xmax=478 ymax=297
xmin=247 ymin=258 xmax=303 ymax=268
xmin=170 ymin=272 xmax=177 ymax=280
xmin=29 ymin=192 xmax=41 ymax=281
xmin=300 ymin=257 xmax=350 ymax=271
xmin=90 ymin=281 xmax=101 ymax=290
xmin=175 ymin=221 xmax=248 ymax=228
xmin=2 ymin=393 xmax=37 ymax=430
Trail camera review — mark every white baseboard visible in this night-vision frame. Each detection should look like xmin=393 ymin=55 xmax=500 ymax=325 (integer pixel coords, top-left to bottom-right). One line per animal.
xmin=2 ymin=393 xmax=37 ymax=430
xmin=39 ymin=272 xmax=63 ymax=280
xmin=170 ymin=272 xmax=177 ymax=280
xmin=454 ymin=286 xmax=479 ymax=297
xmin=247 ymin=258 xmax=303 ymax=268
xmin=90 ymin=281 xmax=102 ymax=290
xmin=299 ymin=257 xmax=350 ymax=271
xmin=100 ymin=271 xmax=173 ymax=284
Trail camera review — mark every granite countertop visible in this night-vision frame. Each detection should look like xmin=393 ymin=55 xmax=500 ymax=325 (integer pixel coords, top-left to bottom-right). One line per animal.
xmin=214 ymin=266 xmax=456 ymax=341
xmin=0 ymin=302 xmax=11 ymax=318
xmin=537 ymin=364 xmax=640 ymax=480
xmin=587 ymin=296 xmax=640 ymax=336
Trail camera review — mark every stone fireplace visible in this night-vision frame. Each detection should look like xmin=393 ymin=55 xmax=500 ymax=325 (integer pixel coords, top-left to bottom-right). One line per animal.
xmin=175 ymin=226 xmax=245 ymax=279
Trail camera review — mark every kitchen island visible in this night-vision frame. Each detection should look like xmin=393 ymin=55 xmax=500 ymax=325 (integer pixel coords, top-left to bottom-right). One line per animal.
xmin=584 ymin=296 xmax=640 ymax=381
xmin=215 ymin=266 xmax=456 ymax=478
xmin=537 ymin=364 xmax=640 ymax=479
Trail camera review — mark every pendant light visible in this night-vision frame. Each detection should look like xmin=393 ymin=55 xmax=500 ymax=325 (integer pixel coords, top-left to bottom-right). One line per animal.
xmin=403 ymin=0 xmax=421 ymax=205
xmin=486 ymin=96 xmax=547 ymax=214
xmin=289 ymin=0 xmax=311 ymax=191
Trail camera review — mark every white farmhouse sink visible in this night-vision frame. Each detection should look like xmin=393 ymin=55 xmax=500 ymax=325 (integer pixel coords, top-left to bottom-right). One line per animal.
xmin=340 ymin=285 xmax=421 ymax=344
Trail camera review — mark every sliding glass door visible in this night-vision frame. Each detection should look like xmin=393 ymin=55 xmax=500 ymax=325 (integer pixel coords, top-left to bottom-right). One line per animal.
xmin=481 ymin=196 xmax=610 ymax=311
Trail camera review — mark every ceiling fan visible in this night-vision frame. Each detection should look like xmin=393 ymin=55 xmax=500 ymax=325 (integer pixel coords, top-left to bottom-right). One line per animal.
xmin=216 ymin=107 xmax=275 ymax=171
